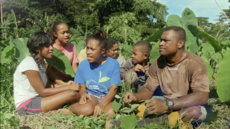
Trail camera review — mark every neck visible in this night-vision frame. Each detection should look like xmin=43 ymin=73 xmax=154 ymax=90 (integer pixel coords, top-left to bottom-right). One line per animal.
xmin=166 ymin=49 xmax=185 ymax=64
xmin=55 ymin=39 xmax=66 ymax=47
xmin=94 ymin=56 xmax=107 ymax=65
xmin=140 ymin=60 xmax=149 ymax=67
xmin=36 ymin=54 xmax=44 ymax=61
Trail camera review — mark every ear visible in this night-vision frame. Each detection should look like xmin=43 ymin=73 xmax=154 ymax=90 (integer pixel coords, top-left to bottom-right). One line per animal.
xmin=143 ymin=53 xmax=149 ymax=60
xmin=101 ymin=48 xmax=106 ymax=55
xmin=177 ymin=40 xmax=185 ymax=49
xmin=53 ymin=32 xmax=57 ymax=37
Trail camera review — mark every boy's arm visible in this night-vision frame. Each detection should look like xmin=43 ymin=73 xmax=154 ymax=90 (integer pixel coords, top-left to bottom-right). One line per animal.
xmin=120 ymin=59 xmax=134 ymax=79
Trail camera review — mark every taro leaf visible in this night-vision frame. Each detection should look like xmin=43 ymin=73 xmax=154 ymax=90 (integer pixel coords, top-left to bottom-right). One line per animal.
xmin=198 ymin=28 xmax=221 ymax=53
xmin=120 ymin=114 xmax=137 ymax=129
xmin=167 ymin=15 xmax=182 ymax=27
xmin=186 ymin=30 xmax=199 ymax=53
xmin=201 ymin=56 xmax=213 ymax=81
xmin=99 ymin=77 xmax=110 ymax=83
xmin=120 ymin=104 xmax=140 ymax=114
xmin=146 ymin=28 xmax=164 ymax=42
xmin=70 ymin=39 xmax=85 ymax=55
xmin=181 ymin=8 xmax=197 ymax=28
xmin=13 ymin=38 xmax=30 ymax=62
xmin=202 ymin=43 xmax=215 ymax=59
xmin=216 ymin=48 xmax=230 ymax=102
xmin=1 ymin=43 xmax=14 ymax=64
xmin=149 ymin=41 xmax=160 ymax=63
xmin=46 ymin=48 xmax=75 ymax=77
xmin=211 ymin=52 xmax=223 ymax=63
xmin=112 ymin=100 xmax=122 ymax=113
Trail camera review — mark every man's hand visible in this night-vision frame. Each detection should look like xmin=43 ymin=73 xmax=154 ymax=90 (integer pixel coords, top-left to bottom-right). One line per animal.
xmin=123 ymin=92 xmax=137 ymax=105
xmin=133 ymin=64 xmax=145 ymax=72
xmin=93 ymin=103 xmax=105 ymax=117
xmin=79 ymin=94 xmax=92 ymax=104
xmin=145 ymin=98 xmax=168 ymax=114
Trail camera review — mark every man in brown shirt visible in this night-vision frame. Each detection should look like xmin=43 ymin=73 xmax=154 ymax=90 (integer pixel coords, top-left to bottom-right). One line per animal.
xmin=123 ymin=26 xmax=209 ymax=126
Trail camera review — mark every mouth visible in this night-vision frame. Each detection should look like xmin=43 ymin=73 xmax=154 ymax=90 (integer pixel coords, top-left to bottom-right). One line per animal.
xmin=87 ymin=56 xmax=93 ymax=60
xmin=48 ymin=51 xmax=53 ymax=56
xmin=159 ymin=47 xmax=165 ymax=51
xmin=64 ymin=37 xmax=69 ymax=42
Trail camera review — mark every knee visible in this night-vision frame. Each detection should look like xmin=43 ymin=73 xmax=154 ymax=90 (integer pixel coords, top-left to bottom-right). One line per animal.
xmin=77 ymin=105 xmax=94 ymax=116
xmin=182 ymin=106 xmax=201 ymax=121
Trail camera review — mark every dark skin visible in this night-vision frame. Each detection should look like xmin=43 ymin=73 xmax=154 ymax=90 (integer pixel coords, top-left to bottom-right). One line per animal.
xmin=24 ymin=44 xmax=81 ymax=113
xmin=120 ymin=45 xmax=150 ymax=79
xmin=68 ymin=39 xmax=118 ymax=117
xmin=123 ymin=30 xmax=209 ymax=122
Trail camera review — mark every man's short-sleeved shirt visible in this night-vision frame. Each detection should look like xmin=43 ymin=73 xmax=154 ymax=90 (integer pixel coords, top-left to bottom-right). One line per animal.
xmin=145 ymin=52 xmax=210 ymax=97
xmin=74 ymin=57 xmax=121 ymax=100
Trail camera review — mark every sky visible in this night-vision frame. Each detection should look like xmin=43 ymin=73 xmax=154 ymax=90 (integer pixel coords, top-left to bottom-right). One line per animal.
xmin=158 ymin=0 xmax=230 ymax=23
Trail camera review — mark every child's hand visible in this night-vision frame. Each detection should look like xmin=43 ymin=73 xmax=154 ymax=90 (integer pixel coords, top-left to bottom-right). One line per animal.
xmin=67 ymin=80 xmax=75 ymax=85
xmin=68 ymin=83 xmax=80 ymax=91
xmin=93 ymin=103 xmax=105 ymax=117
xmin=133 ymin=64 xmax=145 ymax=72
xmin=79 ymin=94 xmax=92 ymax=104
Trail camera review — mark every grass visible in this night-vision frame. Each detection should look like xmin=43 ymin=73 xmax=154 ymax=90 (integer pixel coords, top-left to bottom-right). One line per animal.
xmin=0 ymin=63 xmax=230 ymax=129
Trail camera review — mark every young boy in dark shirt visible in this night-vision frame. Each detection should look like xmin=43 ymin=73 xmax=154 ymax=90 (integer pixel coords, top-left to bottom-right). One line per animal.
xmin=120 ymin=41 xmax=152 ymax=92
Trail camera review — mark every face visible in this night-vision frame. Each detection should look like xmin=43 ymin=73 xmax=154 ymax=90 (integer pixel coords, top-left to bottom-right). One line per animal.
xmin=159 ymin=30 xmax=184 ymax=56
xmin=107 ymin=43 xmax=119 ymax=59
xmin=131 ymin=45 xmax=147 ymax=64
xmin=37 ymin=43 xmax=53 ymax=60
xmin=53 ymin=23 xmax=70 ymax=44
xmin=86 ymin=39 xmax=105 ymax=64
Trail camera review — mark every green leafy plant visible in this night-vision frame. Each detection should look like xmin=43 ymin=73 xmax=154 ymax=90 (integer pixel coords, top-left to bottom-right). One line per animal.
xmin=216 ymin=48 xmax=230 ymax=102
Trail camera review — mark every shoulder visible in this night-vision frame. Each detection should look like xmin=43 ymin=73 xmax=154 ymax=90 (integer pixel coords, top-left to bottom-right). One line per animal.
xmin=20 ymin=57 xmax=36 ymax=65
xmin=186 ymin=52 xmax=206 ymax=68
xmin=107 ymin=57 xmax=119 ymax=65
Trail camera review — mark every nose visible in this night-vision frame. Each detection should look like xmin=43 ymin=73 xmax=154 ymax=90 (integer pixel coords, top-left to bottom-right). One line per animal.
xmin=131 ymin=53 xmax=135 ymax=58
xmin=49 ymin=44 xmax=53 ymax=50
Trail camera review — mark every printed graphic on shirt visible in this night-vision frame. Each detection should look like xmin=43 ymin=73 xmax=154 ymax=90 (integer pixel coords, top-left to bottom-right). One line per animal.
xmin=86 ymin=71 xmax=110 ymax=96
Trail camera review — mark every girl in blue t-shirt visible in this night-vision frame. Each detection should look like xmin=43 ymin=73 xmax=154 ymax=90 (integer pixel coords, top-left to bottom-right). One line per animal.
xmin=69 ymin=30 xmax=121 ymax=117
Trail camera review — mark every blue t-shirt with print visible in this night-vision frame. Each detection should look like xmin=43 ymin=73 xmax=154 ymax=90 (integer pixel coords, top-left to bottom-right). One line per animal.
xmin=74 ymin=57 xmax=121 ymax=100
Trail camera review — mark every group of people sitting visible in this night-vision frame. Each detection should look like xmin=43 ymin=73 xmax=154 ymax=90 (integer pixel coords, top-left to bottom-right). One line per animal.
xmin=13 ymin=21 xmax=210 ymax=128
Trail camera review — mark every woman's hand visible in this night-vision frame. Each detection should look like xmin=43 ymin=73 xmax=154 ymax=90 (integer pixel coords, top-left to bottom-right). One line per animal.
xmin=79 ymin=94 xmax=92 ymax=104
xmin=93 ymin=103 xmax=105 ymax=117
xmin=68 ymin=83 xmax=80 ymax=91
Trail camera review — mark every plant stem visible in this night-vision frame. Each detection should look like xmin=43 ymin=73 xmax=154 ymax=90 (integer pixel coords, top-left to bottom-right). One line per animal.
xmin=1 ymin=0 xmax=2 ymax=23
xmin=214 ymin=0 xmax=230 ymax=23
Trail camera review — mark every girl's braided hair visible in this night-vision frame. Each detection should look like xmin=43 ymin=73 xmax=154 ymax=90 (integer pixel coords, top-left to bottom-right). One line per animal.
xmin=27 ymin=32 xmax=50 ymax=71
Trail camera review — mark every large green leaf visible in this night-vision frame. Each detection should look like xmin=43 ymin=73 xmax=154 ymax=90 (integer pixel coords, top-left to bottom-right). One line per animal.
xmin=120 ymin=114 xmax=137 ymax=129
xmin=70 ymin=39 xmax=85 ymax=55
xmin=149 ymin=42 xmax=160 ymax=63
xmin=181 ymin=8 xmax=197 ymax=28
xmin=167 ymin=15 xmax=182 ymax=27
xmin=198 ymin=29 xmax=222 ymax=53
xmin=46 ymin=48 xmax=75 ymax=77
xmin=201 ymin=56 xmax=213 ymax=81
xmin=1 ymin=43 xmax=14 ymax=64
xmin=146 ymin=29 xmax=164 ymax=42
xmin=216 ymin=48 xmax=230 ymax=102
xmin=120 ymin=104 xmax=140 ymax=114
xmin=13 ymin=38 xmax=30 ymax=62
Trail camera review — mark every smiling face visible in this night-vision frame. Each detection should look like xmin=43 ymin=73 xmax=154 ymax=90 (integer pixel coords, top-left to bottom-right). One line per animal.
xmin=86 ymin=39 xmax=105 ymax=64
xmin=37 ymin=42 xmax=53 ymax=60
xmin=107 ymin=43 xmax=119 ymax=59
xmin=131 ymin=45 xmax=148 ymax=64
xmin=159 ymin=30 xmax=184 ymax=56
xmin=53 ymin=23 xmax=70 ymax=44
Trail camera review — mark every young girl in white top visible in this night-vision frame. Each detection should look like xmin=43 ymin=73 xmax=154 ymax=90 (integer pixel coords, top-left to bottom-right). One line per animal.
xmin=14 ymin=32 xmax=80 ymax=116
